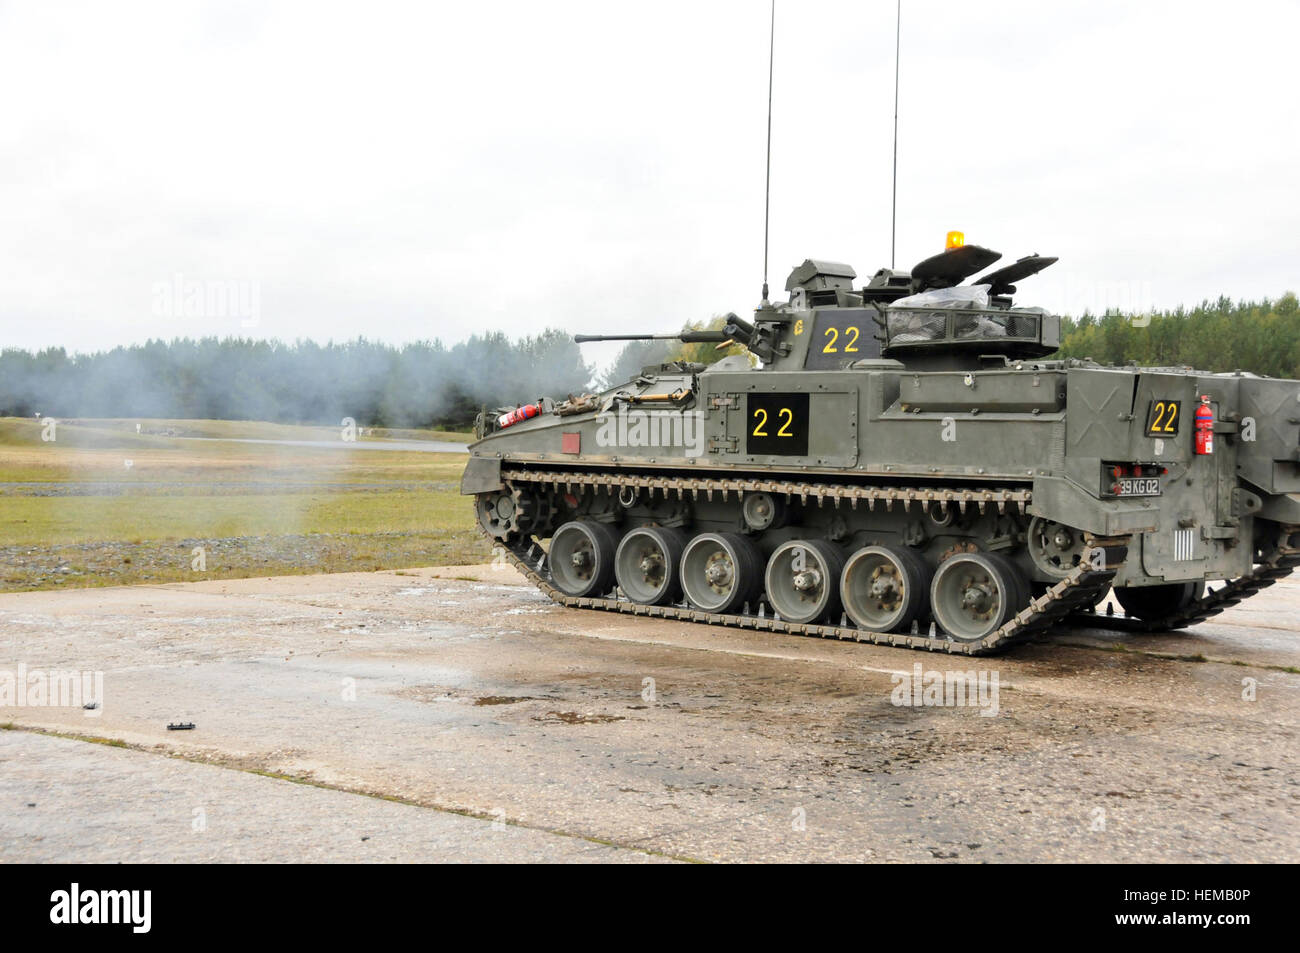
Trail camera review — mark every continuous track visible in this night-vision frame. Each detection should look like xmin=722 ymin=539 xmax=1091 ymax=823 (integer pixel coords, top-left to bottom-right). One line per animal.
xmin=485 ymin=468 xmax=1132 ymax=655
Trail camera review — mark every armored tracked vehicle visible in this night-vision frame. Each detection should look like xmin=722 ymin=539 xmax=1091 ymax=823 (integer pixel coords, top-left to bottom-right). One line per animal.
xmin=462 ymin=236 xmax=1300 ymax=654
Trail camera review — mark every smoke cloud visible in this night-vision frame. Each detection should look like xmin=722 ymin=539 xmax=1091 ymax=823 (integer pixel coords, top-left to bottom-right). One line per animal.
xmin=0 ymin=329 xmax=593 ymax=429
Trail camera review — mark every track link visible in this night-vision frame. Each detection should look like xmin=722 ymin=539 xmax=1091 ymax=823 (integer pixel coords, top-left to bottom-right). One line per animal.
xmin=484 ymin=468 xmax=1131 ymax=656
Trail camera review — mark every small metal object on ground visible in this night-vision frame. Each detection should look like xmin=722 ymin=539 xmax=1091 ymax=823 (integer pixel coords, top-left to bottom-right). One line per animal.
xmin=167 ymin=722 xmax=195 ymax=731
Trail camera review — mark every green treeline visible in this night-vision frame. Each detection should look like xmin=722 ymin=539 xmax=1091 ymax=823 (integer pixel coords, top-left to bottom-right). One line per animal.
xmin=1057 ymin=293 xmax=1300 ymax=378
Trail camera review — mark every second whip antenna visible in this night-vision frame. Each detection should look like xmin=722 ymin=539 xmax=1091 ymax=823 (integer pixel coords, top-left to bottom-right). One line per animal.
xmin=891 ymin=0 xmax=901 ymax=268
xmin=761 ymin=0 xmax=775 ymax=305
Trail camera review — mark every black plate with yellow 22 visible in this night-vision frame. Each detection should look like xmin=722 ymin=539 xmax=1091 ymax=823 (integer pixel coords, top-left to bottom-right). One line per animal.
xmin=1145 ymin=399 xmax=1181 ymax=437
xmin=747 ymin=393 xmax=809 ymax=456
xmin=802 ymin=309 xmax=880 ymax=369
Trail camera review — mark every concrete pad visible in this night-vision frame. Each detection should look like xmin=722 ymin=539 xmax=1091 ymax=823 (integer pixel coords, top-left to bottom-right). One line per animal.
xmin=1 ymin=565 xmax=1297 ymax=862
xmin=0 ymin=730 xmax=671 ymax=863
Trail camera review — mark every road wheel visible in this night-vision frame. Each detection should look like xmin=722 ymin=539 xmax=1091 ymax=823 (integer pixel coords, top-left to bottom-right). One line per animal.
xmin=549 ymin=520 xmax=619 ymax=597
xmin=930 ymin=552 xmax=1028 ymax=642
xmin=763 ymin=539 xmax=845 ymax=624
xmin=1027 ymin=516 xmax=1089 ymax=578
xmin=680 ymin=532 xmax=763 ymax=614
xmin=841 ymin=544 xmax=931 ymax=633
xmin=615 ymin=526 xmax=686 ymax=605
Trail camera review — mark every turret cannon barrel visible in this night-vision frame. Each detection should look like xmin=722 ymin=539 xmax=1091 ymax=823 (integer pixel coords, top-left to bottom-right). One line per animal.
xmin=575 ymin=314 xmax=762 ymax=354
xmin=573 ymin=331 xmax=730 ymax=344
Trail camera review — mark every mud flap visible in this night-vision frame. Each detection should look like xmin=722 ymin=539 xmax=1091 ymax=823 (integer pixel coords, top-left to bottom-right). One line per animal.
xmin=460 ymin=455 xmax=504 ymax=494
xmin=1029 ymin=475 xmax=1158 ymax=536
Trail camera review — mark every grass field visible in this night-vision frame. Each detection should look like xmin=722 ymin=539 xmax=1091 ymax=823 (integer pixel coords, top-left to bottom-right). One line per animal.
xmin=0 ymin=417 xmax=489 ymax=591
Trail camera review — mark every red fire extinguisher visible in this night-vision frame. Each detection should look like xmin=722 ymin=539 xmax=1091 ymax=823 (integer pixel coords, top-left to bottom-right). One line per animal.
xmin=1194 ymin=395 xmax=1214 ymax=455
xmin=497 ymin=403 xmax=541 ymax=430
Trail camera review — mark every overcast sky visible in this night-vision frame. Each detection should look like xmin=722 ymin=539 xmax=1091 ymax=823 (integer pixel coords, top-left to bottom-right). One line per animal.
xmin=2 ymin=0 xmax=1297 ymax=371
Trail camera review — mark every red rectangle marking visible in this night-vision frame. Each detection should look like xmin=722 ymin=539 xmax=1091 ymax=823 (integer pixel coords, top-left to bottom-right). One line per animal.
xmin=561 ymin=432 xmax=581 ymax=454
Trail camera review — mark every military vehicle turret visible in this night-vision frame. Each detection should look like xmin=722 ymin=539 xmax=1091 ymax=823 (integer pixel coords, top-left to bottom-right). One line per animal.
xmin=462 ymin=235 xmax=1300 ymax=654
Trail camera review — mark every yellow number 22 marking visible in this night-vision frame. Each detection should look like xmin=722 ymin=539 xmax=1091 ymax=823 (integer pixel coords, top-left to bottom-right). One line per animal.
xmin=753 ymin=407 xmax=795 ymax=438
xmin=823 ymin=325 xmax=860 ymax=354
xmin=1151 ymin=401 xmax=1178 ymax=433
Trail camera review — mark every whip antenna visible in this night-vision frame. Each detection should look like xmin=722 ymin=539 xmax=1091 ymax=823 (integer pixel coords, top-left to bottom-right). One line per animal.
xmin=761 ymin=0 xmax=775 ymax=305
xmin=890 ymin=0 xmax=901 ymax=268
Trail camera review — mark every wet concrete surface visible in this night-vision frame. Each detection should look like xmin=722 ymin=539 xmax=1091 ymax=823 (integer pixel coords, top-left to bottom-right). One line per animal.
xmin=0 ymin=730 xmax=668 ymax=863
xmin=1 ymin=566 xmax=1297 ymax=863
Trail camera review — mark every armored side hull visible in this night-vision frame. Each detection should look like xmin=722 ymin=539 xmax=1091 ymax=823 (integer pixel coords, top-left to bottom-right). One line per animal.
xmin=463 ymin=256 xmax=1300 ymax=653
